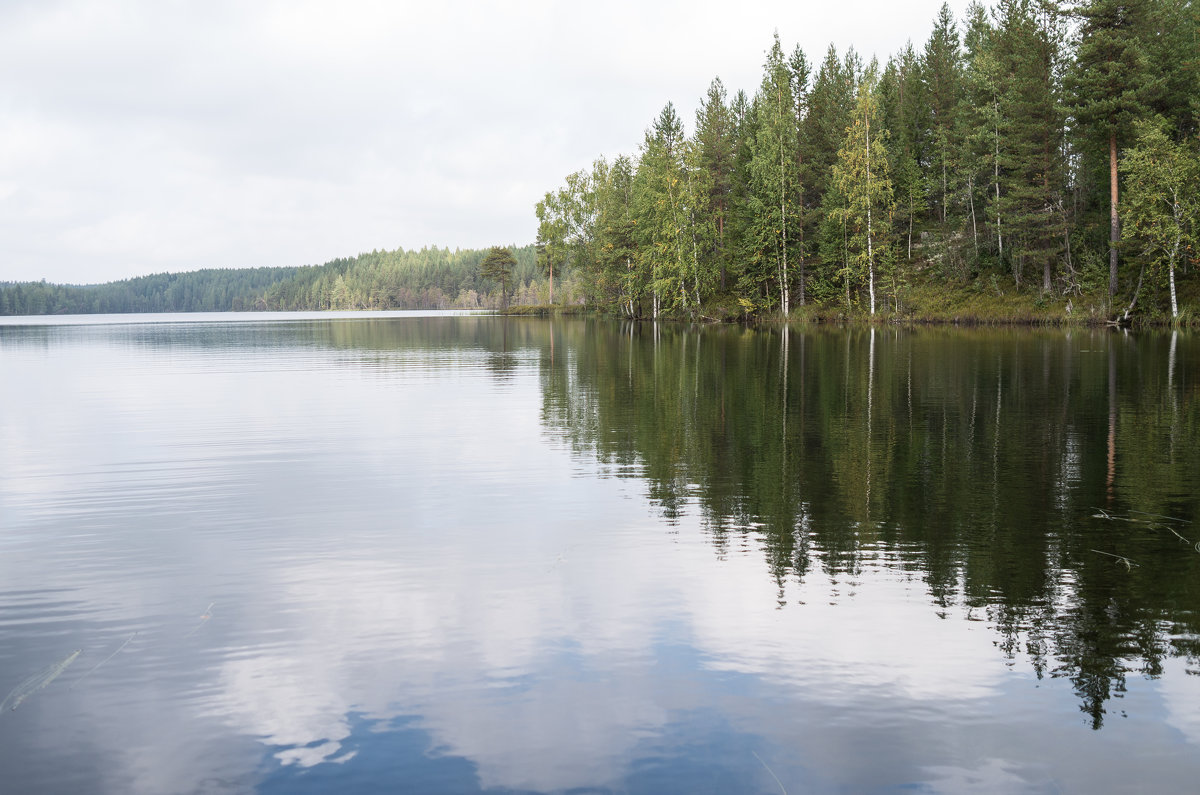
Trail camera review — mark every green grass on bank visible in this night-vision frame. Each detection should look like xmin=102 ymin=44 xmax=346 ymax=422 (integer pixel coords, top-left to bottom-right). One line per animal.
xmin=500 ymin=271 xmax=1200 ymax=327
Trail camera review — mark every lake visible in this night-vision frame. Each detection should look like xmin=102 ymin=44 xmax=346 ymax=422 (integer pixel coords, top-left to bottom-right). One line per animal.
xmin=1 ymin=312 xmax=1197 ymax=794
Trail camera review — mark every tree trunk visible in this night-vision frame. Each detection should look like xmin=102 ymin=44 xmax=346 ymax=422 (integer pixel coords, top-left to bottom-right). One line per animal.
xmin=866 ymin=107 xmax=875 ymax=316
xmin=994 ymin=105 xmax=1003 ymax=258
xmin=1109 ymin=132 xmax=1119 ymax=300
xmin=941 ymin=137 xmax=948 ymax=224
xmin=908 ymin=186 xmax=914 ymax=261
xmin=718 ymin=209 xmax=726 ymax=291
xmin=780 ymin=103 xmax=790 ymax=318
xmin=1169 ymin=194 xmax=1180 ymax=320
xmin=968 ymin=175 xmax=979 ymax=258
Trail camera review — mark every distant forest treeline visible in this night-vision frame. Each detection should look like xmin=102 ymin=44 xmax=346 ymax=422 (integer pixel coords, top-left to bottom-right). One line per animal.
xmin=535 ymin=0 xmax=1200 ymax=322
xmin=0 ymin=245 xmax=570 ymax=316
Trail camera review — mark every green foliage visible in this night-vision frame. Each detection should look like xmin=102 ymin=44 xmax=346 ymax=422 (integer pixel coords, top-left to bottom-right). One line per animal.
xmin=1120 ymin=120 xmax=1200 ymax=318
xmin=632 ymin=103 xmax=717 ymax=318
xmin=742 ymin=33 xmax=805 ymax=315
xmin=991 ymin=0 xmax=1067 ymax=291
xmin=802 ymin=45 xmax=861 ymax=284
xmin=828 ymin=74 xmax=897 ymax=315
xmin=480 ymin=246 xmax=519 ymax=307
xmin=0 ymin=246 xmax=546 ymax=316
xmin=1067 ymin=0 xmax=1161 ymax=144
xmin=0 ymin=267 xmax=300 ymax=315
xmin=695 ymin=78 xmax=738 ymax=289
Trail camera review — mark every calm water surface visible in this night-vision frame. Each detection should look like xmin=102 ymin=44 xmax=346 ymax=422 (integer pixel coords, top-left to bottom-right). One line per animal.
xmin=1 ymin=312 xmax=1197 ymax=794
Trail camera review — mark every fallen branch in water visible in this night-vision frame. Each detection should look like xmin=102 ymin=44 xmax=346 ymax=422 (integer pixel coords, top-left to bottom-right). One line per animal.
xmin=1090 ymin=549 xmax=1138 ymax=570
xmin=753 ymin=751 xmax=788 ymax=795
xmin=1129 ymin=509 xmax=1189 ymax=524
xmin=1152 ymin=522 xmax=1194 ymax=546
xmin=69 ymin=633 xmax=137 ymax=691
xmin=1 ymin=650 xmax=81 ymax=712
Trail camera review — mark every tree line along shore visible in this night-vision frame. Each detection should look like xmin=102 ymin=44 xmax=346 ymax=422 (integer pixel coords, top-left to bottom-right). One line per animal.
xmin=3 ymin=2 xmax=1197 ymax=325
xmin=531 ymin=0 xmax=1199 ymax=325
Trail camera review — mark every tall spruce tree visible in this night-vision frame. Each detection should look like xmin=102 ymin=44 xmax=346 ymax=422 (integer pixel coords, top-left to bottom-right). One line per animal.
xmin=994 ymin=0 xmax=1067 ymax=291
xmin=881 ymin=42 xmax=929 ymax=260
xmin=790 ymin=44 xmax=812 ymax=303
xmin=745 ymin=34 xmax=803 ymax=315
xmin=802 ymin=45 xmax=860 ymax=295
xmin=960 ymin=1 xmax=1002 ymax=264
xmin=695 ymin=78 xmax=736 ymax=290
xmin=1067 ymin=0 xmax=1159 ymax=301
xmin=727 ymin=89 xmax=757 ymax=299
xmin=924 ymin=3 xmax=965 ymax=227
xmin=1146 ymin=0 xmax=1200 ymax=138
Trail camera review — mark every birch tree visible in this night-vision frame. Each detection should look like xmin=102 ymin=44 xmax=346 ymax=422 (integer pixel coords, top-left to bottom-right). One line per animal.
xmin=830 ymin=74 xmax=896 ymax=315
xmin=1120 ymin=121 xmax=1199 ymax=320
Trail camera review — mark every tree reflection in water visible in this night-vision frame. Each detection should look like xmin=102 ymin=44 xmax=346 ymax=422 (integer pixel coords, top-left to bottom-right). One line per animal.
xmin=536 ymin=320 xmax=1200 ymax=729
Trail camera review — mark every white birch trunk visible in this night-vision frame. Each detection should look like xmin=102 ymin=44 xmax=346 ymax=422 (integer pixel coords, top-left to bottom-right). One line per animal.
xmin=866 ymin=107 xmax=875 ymax=316
xmin=1170 ymin=190 xmax=1180 ymax=320
xmin=779 ymin=88 xmax=790 ymax=318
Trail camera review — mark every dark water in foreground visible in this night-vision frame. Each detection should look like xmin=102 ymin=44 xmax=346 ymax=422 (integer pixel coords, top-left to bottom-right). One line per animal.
xmin=0 ymin=312 xmax=1197 ymax=794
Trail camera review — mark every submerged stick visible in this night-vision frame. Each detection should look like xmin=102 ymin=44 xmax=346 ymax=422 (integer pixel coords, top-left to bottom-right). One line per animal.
xmin=1152 ymin=522 xmax=1193 ymax=546
xmin=1 ymin=650 xmax=82 ymax=712
xmin=1089 ymin=549 xmax=1138 ymax=570
xmin=1129 ymin=509 xmax=1189 ymax=524
xmin=69 ymin=633 xmax=137 ymax=691
xmin=752 ymin=751 xmax=788 ymax=795
xmin=184 ymin=603 xmax=215 ymax=638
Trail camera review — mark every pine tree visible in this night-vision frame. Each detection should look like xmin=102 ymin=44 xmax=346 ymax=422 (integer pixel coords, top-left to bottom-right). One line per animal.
xmin=994 ymin=0 xmax=1067 ymax=291
xmin=1067 ymin=0 xmax=1160 ymax=301
xmin=480 ymin=246 xmax=517 ymax=308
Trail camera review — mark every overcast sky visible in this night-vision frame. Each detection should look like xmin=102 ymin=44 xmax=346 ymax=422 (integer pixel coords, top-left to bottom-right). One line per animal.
xmin=1 ymin=0 xmax=974 ymax=285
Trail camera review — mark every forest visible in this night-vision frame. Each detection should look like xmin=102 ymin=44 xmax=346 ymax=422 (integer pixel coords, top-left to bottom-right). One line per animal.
xmin=535 ymin=0 xmax=1200 ymax=323
xmin=2 ymin=1 xmax=1196 ymax=324
xmin=0 ymin=245 xmax=551 ymax=316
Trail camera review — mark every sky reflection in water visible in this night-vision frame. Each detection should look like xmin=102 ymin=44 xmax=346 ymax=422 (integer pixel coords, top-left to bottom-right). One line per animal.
xmin=0 ymin=314 xmax=1198 ymax=794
